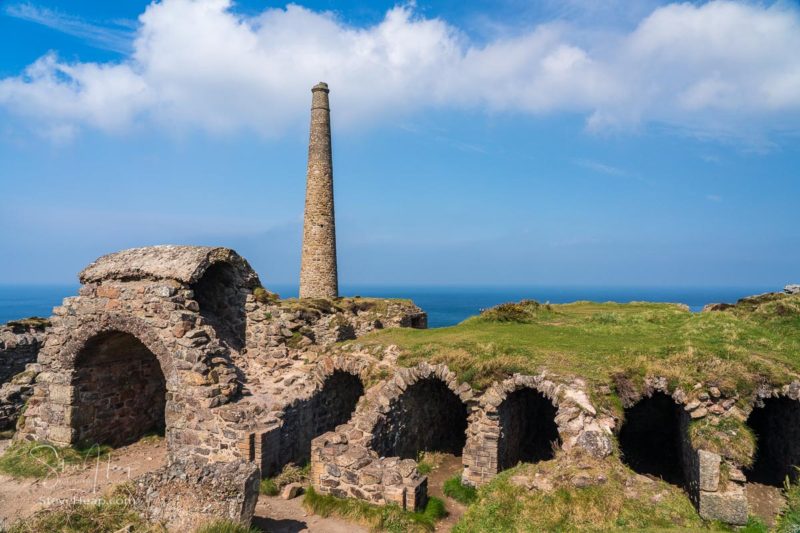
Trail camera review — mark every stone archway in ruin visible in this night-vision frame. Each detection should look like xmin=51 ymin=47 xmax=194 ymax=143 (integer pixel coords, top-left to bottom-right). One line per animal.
xmin=71 ymin=330 xmax=168 ymax=447
xmin=371 ymin=376 xmax=469 ymax=459
xmin=619 ymin=392 xmax=687 ymax=486
xmin=498 ymin=387 xmax=560 ymax=470
xmin=262 ymin=369 xmax=366 ymax=476
xmin=192 ymin=261 xmax=247 ymax=350
xmin=745 ymin=396 xmax=800 ymax=486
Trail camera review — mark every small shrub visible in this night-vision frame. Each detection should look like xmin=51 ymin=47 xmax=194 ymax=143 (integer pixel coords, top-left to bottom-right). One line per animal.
xmin=195 ymin=519 xmax=260 ymax=533
xmin=259 ymin=478 xmax=279 ymax=496
xmin=253 ymin=287 xmax=279 ymax=305
xmin=776 ymin=469 xmax=800 ymax=533
xmin=443 ymin=474 xmax=478 ymax=504
xmin=479 ymin=300 xmax=551 ymax=323
xmin=421 ymin=497 xmax=447 ymax=520
xmin=740 ymin=516 xmax=769 ymax=533
xmin=260 ymin=462 xmax=309 ymax=496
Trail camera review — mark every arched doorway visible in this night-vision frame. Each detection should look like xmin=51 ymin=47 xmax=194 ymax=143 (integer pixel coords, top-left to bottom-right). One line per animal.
xmin=71 ymin=331 xmax=167 ymax=447
xmin=497 ymin=387 xmax=560 ymax=470
xmin=745 ymin=396 xmax=800 ymax=486
xmin=371 ymin=377 xmax=468 ymax=459
xmin=619 ymin=392 xmax=686 ymax=486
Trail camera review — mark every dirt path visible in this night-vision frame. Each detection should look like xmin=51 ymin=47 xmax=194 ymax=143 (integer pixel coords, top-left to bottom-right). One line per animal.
xmin=253 ymin=495 xmax=368 ymax=533
xmin=424 ymin=453 xmax=467 ymax=531
xmin=0 ymin=437 xmax=167 ymax=527
xmin=747 ymin=482 xmax=786 ymax=527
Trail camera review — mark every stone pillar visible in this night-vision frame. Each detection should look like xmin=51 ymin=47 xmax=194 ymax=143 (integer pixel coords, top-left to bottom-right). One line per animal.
xmin=299 ymin=82 xmax=338 ymax=299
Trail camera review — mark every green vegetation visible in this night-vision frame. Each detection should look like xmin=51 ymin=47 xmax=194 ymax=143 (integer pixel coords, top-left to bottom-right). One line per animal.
xmin=194 ymin=519 xmax=261 ymax=533
xmin=453 ymin=456 xmax=720 ymax=532
xmin=0 ymin=440 xmax=112 ymax=478
xmin=443 ymin=473 xmax=478 ymax=504
xmin=260 ymin=462 xmax=310 ymax=496
xmin=5 ymin=316 xmax=50 ymax=332
xmin=6 ymin=500 xmax=160 ymax=533
xmin=689 ymin=416 xmax=756 ymax=467
xmin=348 ymin=294 xmax=800 ymax=412
xmin=303 ymin=486 xmax=446 ymax=532
xmin=278 ymin=296 xmax=414 ymax=318
xmin=775 ymin=470 xmax=800 ymax=533
xmin=252 ymin=286 xmax=280 ymax=305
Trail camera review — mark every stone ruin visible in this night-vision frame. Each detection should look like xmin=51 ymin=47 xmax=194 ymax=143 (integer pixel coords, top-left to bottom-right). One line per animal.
xmin=1 ymin=247 xmax=798 ymax=528
xmin=3 ymin=244 xmax=425 ymax=529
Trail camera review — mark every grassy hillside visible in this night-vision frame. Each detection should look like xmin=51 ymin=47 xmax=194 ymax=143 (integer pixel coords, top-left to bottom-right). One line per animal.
xmin=347 ymin=293 xmax=800 ymax=406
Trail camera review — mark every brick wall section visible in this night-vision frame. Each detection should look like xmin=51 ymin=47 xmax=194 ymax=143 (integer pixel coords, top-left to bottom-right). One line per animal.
xmin=299 ymin=82 xmax=338 ymax=299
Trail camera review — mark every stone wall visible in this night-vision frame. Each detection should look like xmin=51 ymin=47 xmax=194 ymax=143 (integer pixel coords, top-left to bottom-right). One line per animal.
xmin=462 ymin=375 xmax=614 ymax=486
xmin=130 ymin=457 xmax=260 ymax=531
xmin=16 ymin=246 xmax=257 ymax=463
xmin=71 ymin=331 xmax=167 ymax=447
xmin=0 ymin=323 xmax=45 ymax=384
xmin=311 ymin=363 xmax=471 ymax=511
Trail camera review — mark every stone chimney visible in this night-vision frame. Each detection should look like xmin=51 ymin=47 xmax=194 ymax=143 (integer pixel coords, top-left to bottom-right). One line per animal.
xmin=299 ymin=82 xmax=338 ymax=299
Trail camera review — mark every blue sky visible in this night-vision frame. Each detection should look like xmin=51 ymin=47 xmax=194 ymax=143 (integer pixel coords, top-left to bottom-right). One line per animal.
xmin=0 ymin=0 xmax=798 ymax=288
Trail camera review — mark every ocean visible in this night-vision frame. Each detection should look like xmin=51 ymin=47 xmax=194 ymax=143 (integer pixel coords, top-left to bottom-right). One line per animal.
xmin=0 ymin=284 xmax=776 ymax=328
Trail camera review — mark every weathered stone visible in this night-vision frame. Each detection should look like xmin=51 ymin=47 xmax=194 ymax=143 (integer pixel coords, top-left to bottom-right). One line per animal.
xmin=697 ymin=450 xmax=720 ymax=492
xmin=698 ymin=487 xmax=748 ymax=525
xmin=281 ymin=482 xmax=304 ymax=500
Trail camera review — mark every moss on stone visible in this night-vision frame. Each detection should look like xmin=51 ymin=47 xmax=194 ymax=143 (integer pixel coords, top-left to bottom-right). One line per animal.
xmin=689 ymin=417 xmax=756 ymax=468
xmin=5 ymin=316 xmax=50 ymax=333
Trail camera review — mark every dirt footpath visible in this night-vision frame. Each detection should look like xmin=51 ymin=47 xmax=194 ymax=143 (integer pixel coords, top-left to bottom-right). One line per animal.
xmin=0 ymin=437 xmax=167 ymax=527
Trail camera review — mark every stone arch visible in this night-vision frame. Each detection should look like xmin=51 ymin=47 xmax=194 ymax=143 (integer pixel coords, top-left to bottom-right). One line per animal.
xmin=745 ymin=394 xmax=800 ymax=486
xmin=370 ymin=364 xmax=471 ymax=459
xmin=54 ymin=315 xmax=182 ymax=448
xmin=59 ymin=314 xmax=179 ymax=385
xmin=71 ymin=330 xmax=167 ymax=447
xmin=497 ymin=386 xmax=560 ymax=470
xmin=192 ymin=261 xmax=248 ymax=350
xmin=260 ymin=358 xmax=369 ymax=476
xmin=619 ymin=391 xmax=687 ymax=486
xmin=462 ymin=375 xmax=576 ymax=486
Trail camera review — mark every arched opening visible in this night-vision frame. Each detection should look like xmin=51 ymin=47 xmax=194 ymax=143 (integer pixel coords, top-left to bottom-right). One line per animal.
xmin=371 ymin=377 xmax=468 ymax=459
xmin=619 ymin=392 xmax=686 ymax=486
xmin=263 ymin=370 xmax=365 ymax=476
xmin=498 ymin=388 xmax=560 ymax=470
xmin=72 ymin=331 xmax=166 ymax=447
xmin=192 ymin=262 xmax=246 ymax=350
xmin=745 ymin=396 xmax=800 ymax=486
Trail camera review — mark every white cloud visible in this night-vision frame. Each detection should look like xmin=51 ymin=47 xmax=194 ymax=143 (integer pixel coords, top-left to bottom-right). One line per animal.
xmin=4 ymin=3 xmax=133 ymax=53
xmin=1 ymin=0 xmax=799 ymax=141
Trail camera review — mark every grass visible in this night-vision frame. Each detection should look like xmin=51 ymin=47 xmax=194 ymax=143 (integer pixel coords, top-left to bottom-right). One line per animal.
xmin=6 ymin=500 xmax=161 ymax=533
xmin=346 ymin=293 xmax=800 ymax=414
xmin=303 ymin=486 xmax=446 ymax=532
xmin=194 ymin=519 xmax=261 ymax=533
xmin=453 ymin=454 xmax=724 ymax=532
xmin=443 ymin=473 xmax=478 ymax=505
xmin=0 ymin=440 xmax=112 ymax=478
xmin=260 ymin=462 xmax=310 ymax=496
xmin=775 ymin=470 xmax=800 ymax=533
xmin=688 ymin=416 xmax=757 ymax=467
xmin=5 ymin=316 xmax=50 ymax=332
